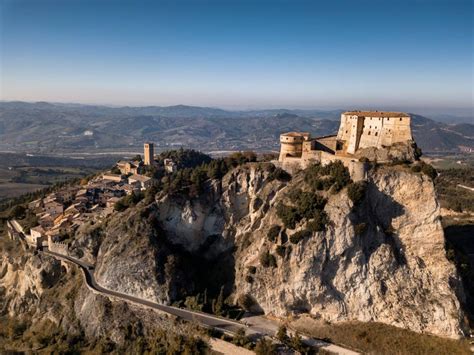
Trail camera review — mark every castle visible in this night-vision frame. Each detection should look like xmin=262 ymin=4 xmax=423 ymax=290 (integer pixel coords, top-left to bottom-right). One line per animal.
xmin=278 ymin=111 xmax=414 ymax=180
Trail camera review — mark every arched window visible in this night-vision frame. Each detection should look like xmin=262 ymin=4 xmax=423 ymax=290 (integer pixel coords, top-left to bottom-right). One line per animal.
xmin=375 ymin=132 xmax=378 ymax=136
xmin=368 ymin=131 xmax=371 ymax=135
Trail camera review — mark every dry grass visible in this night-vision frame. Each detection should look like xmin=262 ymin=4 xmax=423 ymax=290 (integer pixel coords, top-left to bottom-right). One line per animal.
xmin=291 ymin=316 xmax=472 ymax=355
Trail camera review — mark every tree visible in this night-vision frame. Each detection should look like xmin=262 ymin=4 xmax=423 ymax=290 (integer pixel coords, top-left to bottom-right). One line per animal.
xmin=276 ymin=325 xmax=288 ymax=343
xmin=255 ymin=338 xmax=276 ymax=355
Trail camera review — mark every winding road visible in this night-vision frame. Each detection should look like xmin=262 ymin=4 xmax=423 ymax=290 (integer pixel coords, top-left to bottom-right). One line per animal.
xmin=42 ymin=248 xmax=358 ymax=355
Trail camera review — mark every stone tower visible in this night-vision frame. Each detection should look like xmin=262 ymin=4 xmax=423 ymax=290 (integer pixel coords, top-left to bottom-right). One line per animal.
xmin=144 ymin=142 xmax=154 ymax=166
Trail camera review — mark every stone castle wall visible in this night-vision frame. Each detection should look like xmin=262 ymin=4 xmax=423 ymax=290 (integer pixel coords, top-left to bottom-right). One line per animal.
xmin=337 ymin=113 xmax=412 ymax=154
xmin=48 ymin=236 xmax=69 ymax=256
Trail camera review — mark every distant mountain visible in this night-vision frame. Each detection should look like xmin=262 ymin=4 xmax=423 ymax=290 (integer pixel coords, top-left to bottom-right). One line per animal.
xmin=0 ymin=101 xmax=472 ymax=154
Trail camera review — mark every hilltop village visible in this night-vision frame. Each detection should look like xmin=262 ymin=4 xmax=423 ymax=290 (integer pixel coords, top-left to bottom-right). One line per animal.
xmin=6 ymin=142 xmax=170 ymax=251
xmin=7 ymin=110 xmax=417 ymax=252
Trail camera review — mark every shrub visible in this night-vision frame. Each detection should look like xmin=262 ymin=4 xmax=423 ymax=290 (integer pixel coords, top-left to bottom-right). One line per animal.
xmin=307 ymin=210 xmax=329 ymax=232
xmin=276 ymin=325 xmax=288 ymax=342
xmin=421 ymin=162 xmax=437 ymax=179
xmin=276 ymin=245 xmax=286 ymax=257
xmin=354 ymin=223 xmax=367 ymax=235
xmin=289 ymin=230 xmax=312 ymax=244
xmin=255 ymin=338 xmax=277 ymax=355
xmin=267 ymin=225 xmax=281 ymax=242
xmin=347 ymin=181 xmax=367 ymax=205
xmin=259 ymin=251 xmax=277 ymax=268
xmin=232 ymin=328 xmax=252 ymax=348
xmin=276 ymin=203 xmax=301 ymax=229
xmin=411 ymin=165 xmax=422 ymax=173
xmin=305 ymin=161 xmax=352 ymax=192
xmin=269 ymin=167 xmax=292 ymax=182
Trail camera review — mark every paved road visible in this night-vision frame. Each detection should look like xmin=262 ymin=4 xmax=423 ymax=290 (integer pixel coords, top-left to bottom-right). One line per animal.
xmin=43 ymin=249 xmax=359 ymax=355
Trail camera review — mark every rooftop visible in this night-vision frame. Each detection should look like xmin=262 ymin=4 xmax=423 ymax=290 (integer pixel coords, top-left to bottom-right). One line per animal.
xmin=280 ymin=132 xmax=311 ymax=137
xmin=343 ymin=111 xmax=409 ymax=117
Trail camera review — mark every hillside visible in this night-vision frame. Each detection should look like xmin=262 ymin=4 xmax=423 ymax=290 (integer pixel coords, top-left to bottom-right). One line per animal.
xmin=1 ymin=155 xmax=473 ymax=353
xmin=0 ymin=102 xmax=472 ymax=154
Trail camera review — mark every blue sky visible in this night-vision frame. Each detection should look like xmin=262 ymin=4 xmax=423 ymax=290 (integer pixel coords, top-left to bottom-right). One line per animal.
xmin=0 ymin=0 xmax=472 ymax=110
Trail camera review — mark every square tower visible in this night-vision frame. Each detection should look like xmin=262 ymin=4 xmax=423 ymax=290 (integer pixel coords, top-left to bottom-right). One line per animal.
xmin=144 ymin=142 xmax=154 ymax=166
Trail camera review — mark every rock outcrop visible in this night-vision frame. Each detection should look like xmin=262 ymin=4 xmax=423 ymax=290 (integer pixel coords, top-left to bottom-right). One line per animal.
xmin=105 ymin=163 xmax=465 ymax=338
xmin=7 ymin=162 xmax=464 ymax=340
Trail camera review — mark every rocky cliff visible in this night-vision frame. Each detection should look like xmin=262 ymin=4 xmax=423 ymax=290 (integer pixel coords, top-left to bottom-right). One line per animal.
xmin=86 ymin=162 xmax=468 ymax=338
xmin=3 ymin=161 xmax=466 ymax=345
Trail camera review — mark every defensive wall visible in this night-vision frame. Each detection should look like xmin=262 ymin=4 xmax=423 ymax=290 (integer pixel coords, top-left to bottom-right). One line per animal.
xmin=48 ymin=236 xmax=69 ymax=255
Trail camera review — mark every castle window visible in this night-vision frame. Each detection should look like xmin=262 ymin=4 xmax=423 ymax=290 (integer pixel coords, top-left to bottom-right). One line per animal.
xmin=345 ymin=130 xmax=348 ymax=133
xmin=368 ymin=131 xmax=371 ymax=135
xmin=375 ymin=132 xmax=378 ymax=136
xmin=400 ymin=118 xmax=402 ymax=121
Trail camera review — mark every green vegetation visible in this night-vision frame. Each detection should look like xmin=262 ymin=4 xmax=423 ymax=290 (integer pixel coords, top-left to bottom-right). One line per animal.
xmin=411 ymin=161 xmax=438 ymax=179
xmin=304 ymin=161 xmax=352 ymax=192
xmin=259 ymin=250 xmax=277 ymax=268
xmin=289 ymin=230 xmax=312 ymax=244
xmin=267 ymin=225 xmax=281 ymax=242
xmin=435 ymin=167 xmax=474 ymax=213
xmin=347 ymin=181 xmax=367 ymax=205
xmin=255 ymin=338 xmax=277 ymax=354
xmin=277 ymin=188 xmax=327 ymax=229
xmin=306 ymin=210 xmax=329 ymax=232
xmin=114 ymin=191 xmax=145 ymax=211
xmin=275 ymin=245 xmax=286 ymax=257
xmin=293 ymin=319 xmax=472 ymax=355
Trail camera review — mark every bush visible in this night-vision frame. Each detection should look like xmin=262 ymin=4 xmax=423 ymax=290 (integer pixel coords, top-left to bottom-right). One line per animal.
xmin=267 ymin=225 xmax=281 ymax=242
xmin=259 ymin=251 xmax=277 ymax=268
xmin=276 ymin=203 xmax=301 ymax=229
xmin=255 ymin=338 xmax=277 ymax=355
xmin=276 ymin=245 xmax=286 ymax=257
xmin=306 ymin=210 xmax=329 ymax=232
xmin=232 ymin=328 xmax=252 ymax=348
xmin=269 ymin=167 xmax=292 ymax=182
xmin=276 ymin=325 xmax=288 ymax=342
xmin=305 ymin=161 xmax=352 ymax=192
xmin=411 ymin=165 xmax=422 ymax=173
xmin=347 ymin=181 xmax=367 ymax=205
xmin=289 ymin=230 xmax=312 ymax=244
xmin=421 ymin=162 xmax=437 ymax=179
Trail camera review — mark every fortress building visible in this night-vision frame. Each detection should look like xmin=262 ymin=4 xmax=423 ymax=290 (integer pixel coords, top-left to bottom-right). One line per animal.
xmin=278 ymin=111 xmax=415 ymax=180
xmin=337 ymin=111 xmax=412 ymax=154
xmin=144 ymin=142 xmax=154 ymax=166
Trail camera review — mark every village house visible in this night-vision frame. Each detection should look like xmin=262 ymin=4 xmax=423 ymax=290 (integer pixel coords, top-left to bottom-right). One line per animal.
xmin=29 ymin=226 xmax=46 ymax=248
xmin=128 ymin=174 xmax=152 ymax=190
xmin=164 ymin=158 xmax=177 ymax=173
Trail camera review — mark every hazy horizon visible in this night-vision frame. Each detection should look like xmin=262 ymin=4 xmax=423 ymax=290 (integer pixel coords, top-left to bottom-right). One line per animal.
xmin=1 ymin=0 xmax=473 ymax=110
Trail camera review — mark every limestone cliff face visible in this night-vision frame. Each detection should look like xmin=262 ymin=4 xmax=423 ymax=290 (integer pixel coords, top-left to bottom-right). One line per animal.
xmin=144 ymin=164 xmax=466 ymax=338
xmin=230 ymin=167 xmax=466 ymax=338
xmin=70 ymin=162 xmax=466 ymax=339
xmin=0 ymin=252 xmax=62 ymax=316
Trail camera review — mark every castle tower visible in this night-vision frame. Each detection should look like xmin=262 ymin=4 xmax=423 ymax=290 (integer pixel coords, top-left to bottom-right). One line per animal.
xmin=144 ymin=142 xmax=154 ymax=166
xmin=278 ymin=132 xmax=310 ymax=161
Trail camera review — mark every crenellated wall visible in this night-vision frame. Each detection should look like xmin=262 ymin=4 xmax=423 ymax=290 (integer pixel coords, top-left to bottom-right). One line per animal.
xmin=48 ymin=236 xmax=69 ymax=256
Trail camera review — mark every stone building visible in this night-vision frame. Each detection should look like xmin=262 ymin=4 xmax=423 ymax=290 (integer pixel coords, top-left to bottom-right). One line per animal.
xmin=337 ymin=111 xmax=412 ymax=154
xmin=144 ymin=142 xmax=154 ymax=166
xmin=277 ymin=110 xmax=415 ymax=180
